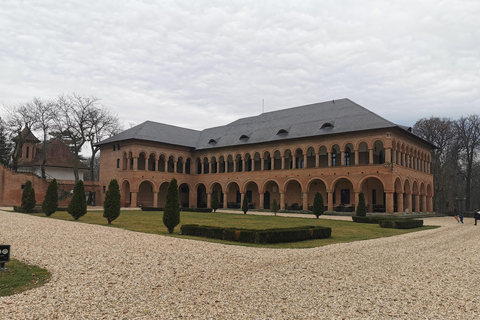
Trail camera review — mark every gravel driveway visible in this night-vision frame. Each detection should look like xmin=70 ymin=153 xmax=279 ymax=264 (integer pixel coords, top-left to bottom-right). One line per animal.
xmin=1 ymin=210 xmax=479 ymax=319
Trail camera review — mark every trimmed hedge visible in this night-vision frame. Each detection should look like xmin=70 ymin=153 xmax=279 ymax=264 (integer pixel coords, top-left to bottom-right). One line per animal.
xmin=141 ymin=207 xmax=164 ymax=211
xmin=182 ymin=208 xmax=213 ymax=213
xmin=352 ymin=216 xmax=385 ymax=224
xmin=180 ymin=224 xmax=332 ymax=244
xmin=379 ymin=219 xmax=423 ymax=229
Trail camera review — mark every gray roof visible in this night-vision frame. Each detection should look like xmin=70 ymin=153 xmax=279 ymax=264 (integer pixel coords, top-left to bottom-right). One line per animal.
xmin=97 ymin=121 xmax=200 ymax=148
xmin=97 ymin=99 xmax=432 ymax=150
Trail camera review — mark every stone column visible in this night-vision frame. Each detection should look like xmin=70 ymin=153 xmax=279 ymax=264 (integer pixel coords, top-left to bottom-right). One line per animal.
xmin=207 ymin=192 xmax=212 ymax=208
xmin=174 ymin=161 xmax=178 ymax=173
xmin=259 ymin=192 xmax=265 ymax=209
xmin=385 ymin=191 xmax=394 ymax=213
xmin=392 ymin=149 xmax=396 ymax=164
xmin=223 ymin=193 xmax=228 ymax=209
xmin=303 ymin=154 xmax=307 ymax=168
xmin=414 ymin=194 xmax=420 ymax=213
xmin=397 ymin=192 xmax=404 ymax=213
xmin=270 ymin=157 xmax=274 ymax=170
xmin=427 ymin=196 xmax=433 ymax=212
xmin=369 ymin=149 xmax=374 ymax=164
xmin=315 ymin=152 xmax=319 ymax=167
xmin=328 ymin=153 xmax=332 ymax=167
xmin=341 ymin=151 xmax=345 ymax=166
xmin=385 ymin=148 xmax=392 ymax=163
xmin=260 ymin=157 xmax=264 ymax=171
xmin=280 ymin=192 xmax=285 ymax=210
xmin=131 ymin=192 xmax=138 ymax=207
xmin=133 ymin=157 xmax=138 ymax=171
xmin=327 ymin=191 xmax=334 ymax=212
xmin=422 ymin=195 xmax=427 ymax=212
xmin=406 ymin=193 xmax=412 ymax=212
xmin=302 ymin=192 xmax=308 ymax=211
xmin=281 ymin=156 xmax=285 ymax=170
xmin=153 ymin=192 xmax=158 ymax=208
xmin=355 ymin=149 xmax=359 ymax=165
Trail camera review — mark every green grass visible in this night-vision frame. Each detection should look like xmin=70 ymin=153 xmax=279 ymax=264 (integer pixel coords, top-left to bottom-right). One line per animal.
xmin=31 ymin=210 xmax=438 ymax=249
xmin=0 ymin=259 xmax=51 ymax=297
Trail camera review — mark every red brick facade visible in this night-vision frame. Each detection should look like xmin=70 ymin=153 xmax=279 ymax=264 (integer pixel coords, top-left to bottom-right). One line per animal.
xmin=98 ymin=128 xmax=434 ymax=213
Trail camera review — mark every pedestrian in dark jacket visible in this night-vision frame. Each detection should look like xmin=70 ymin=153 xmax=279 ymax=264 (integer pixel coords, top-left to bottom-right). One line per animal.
xmin=475 ymin=209 xmax=480 ymax=226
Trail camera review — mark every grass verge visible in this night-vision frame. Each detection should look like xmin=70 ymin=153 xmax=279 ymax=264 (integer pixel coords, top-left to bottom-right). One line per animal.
xmin=31 ymin=210 xmax=438 ymax=249
xmin=0 ymin=259 xmax=51 ymax=297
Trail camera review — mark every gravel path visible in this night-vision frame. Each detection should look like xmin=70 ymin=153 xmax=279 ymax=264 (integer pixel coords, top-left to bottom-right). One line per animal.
xmin=1 ymin=210 xmax=479 ymax=319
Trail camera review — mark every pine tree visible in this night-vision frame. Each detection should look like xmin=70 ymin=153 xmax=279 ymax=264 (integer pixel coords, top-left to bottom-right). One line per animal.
xmin=312 ymin=191 xmax=325 ymax=219
xmin=21 ymin=180 xmax=36 ymax=213
xmin=356 ymin=192 xmax=367 ymax=217
xmin=211 ymin=190 xmax=219 ymax=212
xmin=242 ymin=194 xmax=249 ymax=214
xmin=163 ymin=178 xmax=180 ymax=233
xmin=271 ymin=198 xmax=279 ymax=216
xmin=68 ymin=180 xmax=87 ymax=220
xmin=42 ymin=179 xmax=58 ymax=216
xmin=103 ymin=179 xmax=121 ymax=224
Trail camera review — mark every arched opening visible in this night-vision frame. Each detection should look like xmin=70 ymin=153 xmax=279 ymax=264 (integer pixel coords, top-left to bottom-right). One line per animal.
xmin=138 ymin=152 xmax=146 ymax=170
xmin=358 ymin=142 xmax=369 ymax=165
xmin=227 ymin=155 xmax=234 ymax=172
xmin=179 ymin=183 xmax=190 ymax=208
xmin=121 ymin=180 xmax=131 ymax=207
xmin=167 ymin=156 xmax=175 ymax=173
xmin=203 ymin=157 xmax=210 ymax=174
xmin=177 ymin=157 xmax=184 ymax=173
xmin=244 ymin=153 xmax=252 ymax=172
xmin=306 ymin=147 xmax=316 ymax=168
xmin=196 ymin=158 xmax=202 ymax=174
xmin=284 ymin=149 xmax=292 ymax=169
xmin=284 ymin=180 xmax=302 ymax=210
xmin=344 ymin=143 xmax=354 ymax=166
xmin=264 ymin=180 xmax=280 ymax=210
xmin=219 ymin=156 xmax=225 ymax=173
xmin=273 ymin=150 xmax=282 ymax=170
xmin=211 ymin=183 xmax=223 ymax=208
xmin=244 ymin=181 xmax=259 ymax=209
xmin=263 ymin=151 xmax=271 ymax=170
xmin=185 ymin=158 xmax=191 ymax=174
xmin=158 ymin=182 xmax=169 ymax=208
xmin=361 ymin=177 xmax=385 ymax=212
xmin=373 ymin=140 xmax=385 ymax=164
xmin=196 ymin=184 xmax=207 ymax=208
xmin=122 ymin=152 xmax=128 ymax=170
xmin=211 ymin=156 xmax=217 ymax=173
xmin=333 ymin=178 xmax=354 ymax=212
xmin=226 ymin=182 xmax=241 ymax=208
xmin=157 ymin=155 xmax=166 ymax=172
xmin=253 ymin=152 xmax=261 ymax=171
xmin=295 ymin=148 xmax=304 ymax=169
xmin=308 ymin=179 xmax=327 ymax=211
xmin=138 ymin=180 xmax=154 ymax=207
xmin=235 ymin=154 xmax=243 ymax=172
xmin=319 ymin=146 xmax=328 ymax=167
xmin=148 ymin=153 xmax=156 ymax=171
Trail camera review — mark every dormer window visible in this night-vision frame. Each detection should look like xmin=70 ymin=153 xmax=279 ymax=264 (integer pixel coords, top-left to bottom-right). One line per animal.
xmin=239 ymin=134 xmax=249 ymax=141
xmin=276 ymin=129 xmax=289 ymax=135
xmin=208 ymin=139 xmax=217 ymax=144
xmin=321 ymin=122 xmax=334 ymax=129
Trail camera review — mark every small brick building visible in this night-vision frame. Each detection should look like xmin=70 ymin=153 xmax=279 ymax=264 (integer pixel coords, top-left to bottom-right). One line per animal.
xmin=97 ymin=99 xmax=435 ymax=213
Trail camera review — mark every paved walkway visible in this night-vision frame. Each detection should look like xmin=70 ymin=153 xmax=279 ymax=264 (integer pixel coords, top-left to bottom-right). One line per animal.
xmin=1 ymin=209 xmax=478 ymax=319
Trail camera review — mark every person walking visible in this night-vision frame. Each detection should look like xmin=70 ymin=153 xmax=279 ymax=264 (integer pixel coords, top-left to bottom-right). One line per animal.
xmin=474 ymin=208 xmax=480 ymax=226
xmin=459 ymin=211 xmax=464 ymax=224
xmin=453 ymin=206 xmax=460 ymax=223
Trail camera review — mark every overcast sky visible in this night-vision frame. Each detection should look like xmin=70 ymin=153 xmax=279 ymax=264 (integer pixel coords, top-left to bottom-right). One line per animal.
xmin=1 ymin=0 xmax=479 ymax=131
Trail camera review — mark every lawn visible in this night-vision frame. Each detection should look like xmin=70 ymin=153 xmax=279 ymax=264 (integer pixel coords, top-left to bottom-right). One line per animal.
xmin=31 ymin=210 xmax=438 ymax=249
xmin=0 ymin=259 xmax=51 ymax=297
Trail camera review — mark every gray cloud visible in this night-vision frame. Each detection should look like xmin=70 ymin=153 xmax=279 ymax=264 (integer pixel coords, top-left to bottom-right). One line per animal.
xmin=1 ymin=0 xmax=479 ymax=131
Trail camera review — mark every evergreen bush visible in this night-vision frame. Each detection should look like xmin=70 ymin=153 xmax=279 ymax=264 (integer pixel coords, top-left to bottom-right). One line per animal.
xmin=312 ymin=192 xmax=325 ymax=219
xmin=42 ymin=179 xmax=58 ymax=216
xmin=356 ymin=192 xmax=367 ymax=217
xmin=242 ymin=195 xmax=249 ymax=214
xmin=163 ymin=178 xmax=180 ymax=233
xmin=211 ymin=190 xmax=219 ymax=212
xmin=21 ymin=180 xmax=36 ymax=213
xmin=67 ymin=180 xmax=87 ymax=220
xmin=271 ymin=198 xmax=279 ymax=216
xmin=103 ymin=179 xmax=121 ymax=224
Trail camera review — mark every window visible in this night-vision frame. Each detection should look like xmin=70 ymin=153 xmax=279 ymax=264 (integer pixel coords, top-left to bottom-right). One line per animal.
xmin=341 ymin=189 xmax=350 ymax=204
xmin=113 ymin=145 xmax=116 ymax=151
xmin=276 ymin=129 xmax=288 ymax=135
xmin=103 ymin=186 xmax=106 ymax=193
xmin=26 ymin=147 xmax=30 ymax=158
xmin=332 ymin=153 xmax=336 ymax=166
xmin=117 ymin=159 xmax=120 ymax=168
xmin=117 ymin=144 xmax=120 ymax=150
xmin=345 ymin=151 xmax=350 ymax=166
xmin=372 ymin=190 xmax=377 ymax=205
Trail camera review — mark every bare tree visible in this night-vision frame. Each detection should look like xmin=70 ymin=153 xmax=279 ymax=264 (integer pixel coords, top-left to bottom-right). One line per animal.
xmin=51 ymin=93 xmax=99 ymax=182
xmin=455 ymin=115 xmax=480 ymax=211
xmin=85 ymin=106 xmax=122 ymax=181
xmin=0 ymin=117 xmax=12 ymax=166
xmin=414 ymin=117 xmax=458 ymax=213
xmin=28 ymin=98 xmax=55 ymax=179
xmin=2 ymin=101 xmax=38 ymax=171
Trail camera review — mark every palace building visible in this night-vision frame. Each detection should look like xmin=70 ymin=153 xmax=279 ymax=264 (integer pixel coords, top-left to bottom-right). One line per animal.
xmin=96 ymin=99 xmax=435 ymax=213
